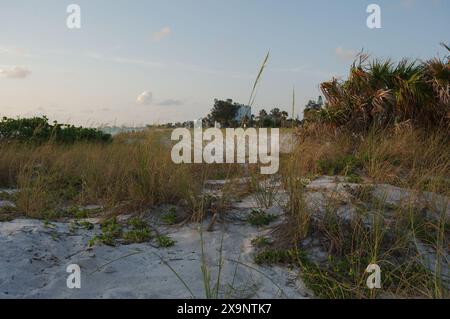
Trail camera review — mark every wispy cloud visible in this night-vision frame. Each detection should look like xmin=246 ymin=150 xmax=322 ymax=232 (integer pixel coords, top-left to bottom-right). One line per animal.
xmin=0 ymin=66 xmax=31 ymax=79
xmin=152 ymin=26 xmax=172 ymax=42
xmin=335 ymin=46 xmax=357 ymax=61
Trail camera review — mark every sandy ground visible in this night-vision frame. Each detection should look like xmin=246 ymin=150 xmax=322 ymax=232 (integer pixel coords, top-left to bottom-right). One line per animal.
xmin=0 ymin=194 xmax=310 ymax=299
xmin=1 ymin=176 xmax=448 ymax=298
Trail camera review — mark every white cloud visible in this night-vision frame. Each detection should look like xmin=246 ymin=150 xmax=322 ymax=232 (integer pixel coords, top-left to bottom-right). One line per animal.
xmin=0 ymin=66 xmax=31 ymax=79
xmin=136 ymin=90 xmax=153 ymax=105
xmin=152 ymin=27 xmax=171 ymax=41
xmin=335 ymin=46 xmax=357 ymax=61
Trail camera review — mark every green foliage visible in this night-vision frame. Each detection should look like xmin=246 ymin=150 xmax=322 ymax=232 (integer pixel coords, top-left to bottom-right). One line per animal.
xmin=317 ymin=154 xmax=362 ymax=176
xmin=89 ymin=217 xmax=122 ymax=246
xmin=318 ymin=47 xmax=450 ymax=130
xmin=345 ymin=174 xmax=363 ymax=184
xmin=0 ymin=116 xmax=112 ymax=144
xmin=207 ymin=99 xmax=240 ymax=128
xmin=122 ymin=228 xmax=151 ymax=243
xmin=254 ymin=249 xmax=299 ymax=265
xmin=161 ymin=211 xmax=178 ymax=225
xmin=247 ymin=209 xmax=277 ymax=227
xmin=122 ymin=217 xmax=152 ymax=243
xmin=155 ymin=234 xmax=176 ymax=248
xmin=70 ymin=220 xmax=94 ymax=232
xmin=251 ymin=236 xmax=272 ymax=248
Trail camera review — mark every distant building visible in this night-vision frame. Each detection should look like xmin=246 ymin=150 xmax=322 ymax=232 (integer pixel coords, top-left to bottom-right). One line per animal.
xmin=234 ymin=104 xmax=252 ymax=122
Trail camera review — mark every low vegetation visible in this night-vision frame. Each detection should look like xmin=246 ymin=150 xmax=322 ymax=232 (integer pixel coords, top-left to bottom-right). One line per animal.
xmin=0 ymin=116 xmax=112 ymax=144
xmin=275 ymin=46 xmax=449 ymax=298
xmin=314 ymin=45 xmax=449 ymax=131
xmin=0 ymin=129 xmax=201 ymax=219
xmin=247 ymin=209 xmax=278 ymax=227
xmin=0 ymin=46 xmax=448 ymax=299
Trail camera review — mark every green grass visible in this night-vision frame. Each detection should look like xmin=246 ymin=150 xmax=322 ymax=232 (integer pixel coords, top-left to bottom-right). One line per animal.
xmin=155 ymin=234 xmax=176 ymax=248
xmin=161 ymin=210 xmax=178 ymax=225
xmin=89 ymin=217 xmax=122 ymax=246
xmin=317 ymin=154 xmax=362 ymax=176
xmin=254 ymin=249 xmax=299 ymax=265
xmin=122 ymin=217 xmax=152 ymax=243
xmin=251 ymin=236 xmax=272 ymax=248
xmin=247 ymin=209 xmax=277 ymax=227
xmin=89 ymin=217 xmax=154 ymax=246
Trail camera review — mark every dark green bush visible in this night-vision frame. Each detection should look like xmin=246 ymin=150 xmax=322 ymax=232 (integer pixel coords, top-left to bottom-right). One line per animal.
xmin=0 ymin=116 xmax=112 ymax=144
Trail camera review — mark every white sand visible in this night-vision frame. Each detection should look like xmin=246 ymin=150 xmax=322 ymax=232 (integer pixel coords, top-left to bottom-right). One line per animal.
xmin=0 ymin=197 xmax=310 ymax=299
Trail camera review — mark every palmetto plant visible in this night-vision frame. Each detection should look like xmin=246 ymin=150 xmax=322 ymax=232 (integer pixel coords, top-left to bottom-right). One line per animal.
xmin=318 ymin=44 xmax=450 ymax=131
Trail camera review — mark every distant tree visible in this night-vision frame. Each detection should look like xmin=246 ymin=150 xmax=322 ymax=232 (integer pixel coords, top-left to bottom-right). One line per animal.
xmin=270 ymin=108 xmax=282 ymax=127
xmin=263 ymin=117 xmax=275 ymax=127
xmin=270 ymin=108 xmax=281 ymax=118
xmin=208 ymin=99 xmax=239 ymax=127
xmin=258 ymin=109 xmax=268 ymax=118
xmin=258 ymin=110 xmax=266 ymax=126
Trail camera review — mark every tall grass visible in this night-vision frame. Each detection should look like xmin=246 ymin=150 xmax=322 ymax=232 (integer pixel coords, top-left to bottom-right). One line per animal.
xmin=277 ymin=118 xmax=449 ymax=298
xmin=0 ymin=129 xmax=201 ymax=219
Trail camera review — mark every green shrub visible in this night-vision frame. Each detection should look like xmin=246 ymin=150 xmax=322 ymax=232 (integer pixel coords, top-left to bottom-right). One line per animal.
xmin=123 ymin=217 xmax=152 ymax=244
xmin=155 ymin=234 xmax=176 ymax=248
xmin=247 ymin=209 xmax=277 ymax=227
xmin=0 ymin=116 xmax=111 ymax=144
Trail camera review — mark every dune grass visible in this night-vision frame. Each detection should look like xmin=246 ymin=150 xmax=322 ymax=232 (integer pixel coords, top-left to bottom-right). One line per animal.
xmin=0 ymin=129 xmax=201 ymax=219
xmin=274 ymin=122 xmax=449 ymax=299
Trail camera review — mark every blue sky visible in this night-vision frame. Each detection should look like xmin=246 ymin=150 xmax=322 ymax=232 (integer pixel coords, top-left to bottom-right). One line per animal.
xmin=0 ymin=0 xmax=448 ymax=126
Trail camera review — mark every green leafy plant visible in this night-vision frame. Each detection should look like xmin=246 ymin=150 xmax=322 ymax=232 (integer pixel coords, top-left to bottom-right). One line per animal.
xmin=161 ymin=211 xmax=178 ymax=225
xmin=251 ymin=236 xmax=272 ymax=248
xmin=247 ymin=209 xmax=277 ymax=227
xmin=155 ymin=234 xmax=176 ymax=248
xmin=0 ymin=116 xmax=112 ymax=144
xmin=122 ymin=217 xmax=151 ymax=244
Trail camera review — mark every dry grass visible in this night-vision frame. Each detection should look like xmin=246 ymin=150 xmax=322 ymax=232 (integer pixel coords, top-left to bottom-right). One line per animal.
xmin=288 ymin=123 xmax=450 ymax=194
xmin=0 ymin=129 xmax=201 ymax=219
xmin=276 ymin=123 xmax=449 ymax=299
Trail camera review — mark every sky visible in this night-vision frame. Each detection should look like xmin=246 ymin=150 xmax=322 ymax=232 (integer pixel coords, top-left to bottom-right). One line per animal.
xmin=0 ymin=0 xmax=449 ymax=126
